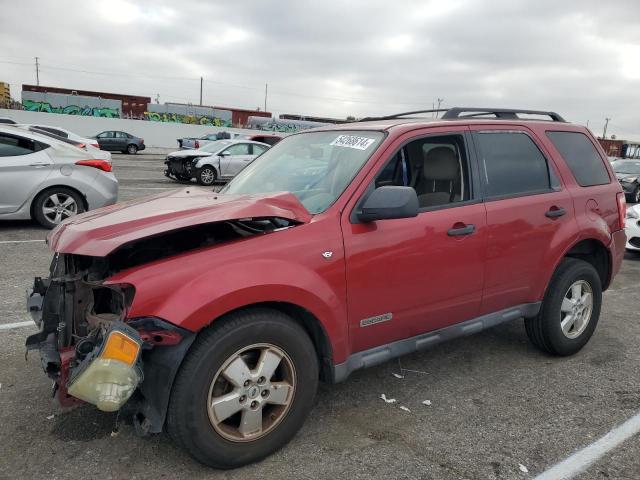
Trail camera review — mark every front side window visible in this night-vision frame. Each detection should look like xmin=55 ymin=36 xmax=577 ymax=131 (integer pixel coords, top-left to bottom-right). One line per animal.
xmin=374 ymin=134 xmax=471 ymax=208
xmin=223 ymin=130 xmax=384 ymax=214
xmin=223 ymin=143 xmax=251 ymax=156
xmin=475 ymin=131 xmax=551 ymax=198
xmin=547 ymin=131 xmax=610 ymax=186
xmin=0 ymin=134 xmax=45 ymax=157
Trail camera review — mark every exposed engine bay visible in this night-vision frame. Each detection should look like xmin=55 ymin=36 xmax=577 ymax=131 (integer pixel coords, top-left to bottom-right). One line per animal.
xmin=25 ymin=216 xmax=299 ymax=431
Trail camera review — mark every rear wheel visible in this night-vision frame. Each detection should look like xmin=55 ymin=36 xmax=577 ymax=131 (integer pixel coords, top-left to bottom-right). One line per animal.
xmin=525 ymin=258 xmax=602 ymax=356
xmin=197 ymin=166 xmax=217 ymax=186
xmin=33 ymin=187 xmax=85 ymax=229
xmin=127 ymin=144 xmax=138 ymax=154
xmin=167 ymin=308 xmax=318 ymax=468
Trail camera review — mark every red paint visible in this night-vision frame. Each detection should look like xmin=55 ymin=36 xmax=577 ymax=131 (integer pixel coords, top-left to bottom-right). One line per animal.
xmin=56 ymin=348 xmax=84 ymax=408
xmin=49 ymin=118 xmax=625 ymax=367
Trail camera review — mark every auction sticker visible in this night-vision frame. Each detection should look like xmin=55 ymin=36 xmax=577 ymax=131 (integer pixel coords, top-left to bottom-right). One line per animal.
xmin=330 ymin=135 xmax=376 ymax=150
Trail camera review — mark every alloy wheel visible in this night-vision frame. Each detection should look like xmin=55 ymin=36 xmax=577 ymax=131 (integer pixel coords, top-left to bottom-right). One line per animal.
xmin=560 ymin=280 xmax=593 ymax=339
xmin=200 ymin=168 xmax=216 ymax=185
xmin=207 ymin=343 xmax=296 ymax=442
xmin=42 ymin=193 xmax=78 ymax=225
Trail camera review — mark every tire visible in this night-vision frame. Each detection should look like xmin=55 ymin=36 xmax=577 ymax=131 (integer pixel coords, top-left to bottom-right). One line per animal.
xmin=127 ymin=144 xmax=138 ymax=154
xmin=32 ymin=187 xmax=85 ymax=229
xmin=174 ymin=173 xmax=192 ymax=182
xmin=525 ymin=258 xmax=602 ymax=356
xmin=630 ymin=186 xmax=640 ymax=204
xmin=167 ymin=308 xmax=319 ymax=469
xmin=197 ymin=165 xmax=217 ymax=186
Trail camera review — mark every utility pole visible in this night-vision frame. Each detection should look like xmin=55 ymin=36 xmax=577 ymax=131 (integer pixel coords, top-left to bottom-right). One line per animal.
xmin=264 ymin=83 xmax=268 ymax=112
xmin=35 ymin=56 xmax=40 ymax=86
xmin=436 ymin=98 xmax=444 ymax=117
xmin=199 ymin=77 xmax=203 ymax=106
xmin=602 ymin=117 xmax=610 ymax=139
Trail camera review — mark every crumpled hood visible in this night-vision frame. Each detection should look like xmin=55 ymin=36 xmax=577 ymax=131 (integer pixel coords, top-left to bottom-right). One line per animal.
xmin=616 ymin=173 xmax=638 ymax=181
xmin=167 ymin=149 xmax=214 ymax=158
xmin=47 ymin=189 xmax=312 ymax=256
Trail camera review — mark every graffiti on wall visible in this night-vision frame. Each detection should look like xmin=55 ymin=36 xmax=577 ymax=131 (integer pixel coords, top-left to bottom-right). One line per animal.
xmin=144 ymin=111 xmax=232 ymax=127
xmin=247 ymin=116 xmax=327 ymax=133
xmin=23 ymin=99 xmax=120 ymax=118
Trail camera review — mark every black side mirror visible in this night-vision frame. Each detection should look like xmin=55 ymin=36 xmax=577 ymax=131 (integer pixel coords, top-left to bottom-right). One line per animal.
xmin=357 ymin=186 xmax=419 ymax=222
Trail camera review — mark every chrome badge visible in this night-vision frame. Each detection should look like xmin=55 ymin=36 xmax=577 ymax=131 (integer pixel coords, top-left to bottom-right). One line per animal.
xmin=360 ymin=313 xmax=393 ymax=327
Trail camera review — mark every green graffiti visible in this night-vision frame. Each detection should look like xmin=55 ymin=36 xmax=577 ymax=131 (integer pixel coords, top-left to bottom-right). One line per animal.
xmin=23 ymin=99 xmax=120 ymax=118
xmin=144 ymin=111 xmax=231 ymax=127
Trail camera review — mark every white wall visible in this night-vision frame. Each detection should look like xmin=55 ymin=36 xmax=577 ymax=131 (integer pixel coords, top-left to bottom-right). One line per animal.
xmin=0 ymin=109 xmax=261 ymax=149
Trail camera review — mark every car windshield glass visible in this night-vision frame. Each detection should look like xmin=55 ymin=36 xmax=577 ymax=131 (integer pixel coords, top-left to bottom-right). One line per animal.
xmin=199 ymin=140 xmax=232 ymax=153
xmin=613 ymin=161 xmax=640 ymax=174
xmin=221 ymin=130 xmax=384 ymax=214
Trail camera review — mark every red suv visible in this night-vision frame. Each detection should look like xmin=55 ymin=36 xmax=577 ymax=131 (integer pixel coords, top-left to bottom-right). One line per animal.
xmin=26 ymin=108 xmax=627 ymax=468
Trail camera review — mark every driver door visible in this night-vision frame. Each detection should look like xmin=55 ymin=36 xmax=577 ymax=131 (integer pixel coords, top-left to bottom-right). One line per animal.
xmin=341 ymin=127 xmax=487 ymax=353
xmin=219 ymin=143 xmax=253 ymax=178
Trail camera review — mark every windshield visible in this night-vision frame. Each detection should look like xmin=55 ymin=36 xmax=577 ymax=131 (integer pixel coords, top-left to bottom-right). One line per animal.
xmin=199 ymin=140 xmax=233 ymax=153
xmin=613 ymin=161 xmax=640 ymax=174
xmin=222 ymin=130 xmax=384 ymax=214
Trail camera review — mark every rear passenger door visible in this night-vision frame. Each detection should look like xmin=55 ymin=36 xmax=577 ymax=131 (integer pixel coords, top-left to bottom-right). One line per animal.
xmin=469 ymin=125 xmax=577 ymax=315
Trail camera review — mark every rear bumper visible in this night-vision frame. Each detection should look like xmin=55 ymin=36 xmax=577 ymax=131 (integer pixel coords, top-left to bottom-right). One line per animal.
xmin=138 ymin=144 xmax=146 ymax=151
xmin=86 ymin=172 xmax=118 ymax=210
xmin=610 ymin=229 xmax=628 ymax=279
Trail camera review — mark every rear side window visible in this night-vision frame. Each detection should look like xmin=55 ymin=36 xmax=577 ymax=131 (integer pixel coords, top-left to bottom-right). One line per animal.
xmin=475 ymin=131 xmax=551 ymax=198
xmin=0 ymin=133 xmax=46 ymax=157
xmin=546 ymin=131 xmax=610 ymax=186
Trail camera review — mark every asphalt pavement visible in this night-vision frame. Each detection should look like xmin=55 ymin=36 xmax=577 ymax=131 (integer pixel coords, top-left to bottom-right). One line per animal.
xmin=0 ymin=153 xmax=639 ymax=479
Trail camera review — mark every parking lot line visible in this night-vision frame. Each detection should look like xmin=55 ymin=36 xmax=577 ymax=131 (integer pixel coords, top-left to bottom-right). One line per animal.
xmin=534 ymin=410 xmax=640 ymax=480
xmin=0 ymin=320 xmax=35 ymax=330
xmin=0 ymin=239 xmax=45 ymax=244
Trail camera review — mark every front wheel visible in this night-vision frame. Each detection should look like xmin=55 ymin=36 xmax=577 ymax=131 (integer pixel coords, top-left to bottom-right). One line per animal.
xmin=197 ymin=165 xmax=217 ymax=185
xmin=167 ymin=308 xmax=319 ymax=468
xmin=525 ymin=258 xmax=602 ymax=356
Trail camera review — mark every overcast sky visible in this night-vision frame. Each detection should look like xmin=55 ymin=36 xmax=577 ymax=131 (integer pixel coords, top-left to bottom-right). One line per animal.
xmin=1 ymin=0 xmax=638 ymax=139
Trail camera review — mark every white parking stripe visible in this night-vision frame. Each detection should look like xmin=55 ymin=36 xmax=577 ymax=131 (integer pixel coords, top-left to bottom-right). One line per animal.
xmin=0 ymin=320 xmax=35 ymax=330
xmin=0 ymin=239 xmax=45 ymax=244
xmin=535 ymin=410 xmax=640 ymax=480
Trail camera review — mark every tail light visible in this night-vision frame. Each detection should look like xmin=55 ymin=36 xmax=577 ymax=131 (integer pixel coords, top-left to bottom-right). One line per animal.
xmin=77 ymin=143 xmax=86 ymax=149
xmin=195 ymin=140 xmax=199 ymax=149
xmin=90 ymin=142 xmax=100 ymax=148
xmin=140 ymin=138 xmax=144 ymax=144
xmin=616 ymin=192 xmax=626 ymax=229
xmin=76 ymin=159 xmax=112 ymax=172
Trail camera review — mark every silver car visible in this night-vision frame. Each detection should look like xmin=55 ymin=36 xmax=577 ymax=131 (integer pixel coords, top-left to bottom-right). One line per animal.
xmin=0 ymin=125 xmax=118 ymax=228
xmin=164 ymin=139 xmax=270 ymax=185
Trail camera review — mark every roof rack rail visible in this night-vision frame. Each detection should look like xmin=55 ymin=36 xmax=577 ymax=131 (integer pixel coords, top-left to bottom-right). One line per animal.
xmin=357 ymin=107 xmax=566 ymax=123
xmin=441 ymin=107 xmax=565 ymax=122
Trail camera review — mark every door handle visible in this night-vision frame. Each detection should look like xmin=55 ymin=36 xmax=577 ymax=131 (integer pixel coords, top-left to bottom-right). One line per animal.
xmin=447 ymin=224 xmax=476 ymax=236
xmin=545 ymin=207 xmax=566 ymax=218
xmin=29 ymin=162 xmax=49 ymax=167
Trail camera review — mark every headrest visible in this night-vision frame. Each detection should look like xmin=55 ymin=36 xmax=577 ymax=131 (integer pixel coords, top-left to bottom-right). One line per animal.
xmin=423 ymin=147 xmax=459 ymax=180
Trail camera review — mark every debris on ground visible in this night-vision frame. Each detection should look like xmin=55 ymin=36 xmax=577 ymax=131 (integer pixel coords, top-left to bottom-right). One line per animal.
xmin=380 ymin=393 xmax=397 ymax=404
xmin=399 ymin=406 xmax=411 ymax=412
xmin=46 ymin=415 xmax=54 ymax=420
xmin=422 ymin=400 xmax=432 ymax=406
xmin=392 ymin=373 xmax=404 ymax=379
xmin=518 ymin=464 xmax=529 ymax=473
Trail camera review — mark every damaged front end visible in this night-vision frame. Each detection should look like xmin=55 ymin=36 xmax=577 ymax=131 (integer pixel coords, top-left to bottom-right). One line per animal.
xmin=26 ymin=253 xmax=144 ymax=411
xmin=25 ymin=208 xmax=305 ymax=434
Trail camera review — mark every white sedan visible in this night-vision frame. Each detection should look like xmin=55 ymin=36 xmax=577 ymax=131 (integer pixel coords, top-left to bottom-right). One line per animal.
xmin=626 ymin=204 xmax=640 ymax=252
xmin=16 ymin=123 xmax=111 ymax=161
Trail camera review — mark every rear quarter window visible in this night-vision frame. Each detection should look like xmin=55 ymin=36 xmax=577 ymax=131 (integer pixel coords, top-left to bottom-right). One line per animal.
xmin=546 ymin=131 xmax=610 ymax=186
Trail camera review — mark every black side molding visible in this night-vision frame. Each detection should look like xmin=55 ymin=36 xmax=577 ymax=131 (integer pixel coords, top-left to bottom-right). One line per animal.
xmin=331 ymin=302 xmax=541 ymax=383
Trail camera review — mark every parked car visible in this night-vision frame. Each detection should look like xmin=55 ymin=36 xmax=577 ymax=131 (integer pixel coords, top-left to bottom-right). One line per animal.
xmin=25 ymin=108 xmax=627 ymax=468
xmin=625 ymin=204 xmax=640 ymax=251
xmin=15 ymin=124 xmax=111 ymax=161
xmin=0 ymin=117 xmax=17 ymax=124
xmin=93 ymin=130 xmax=145 ymax=154
xmin=612 ymin=159 xmax=640 ymax=203
xmin=0 ymin=125 xmax=117 ymax=228
xmin=164 ymin=139 xmax=270 ymax=185
xmin=177 ymin=131 xmax=247 ymax=150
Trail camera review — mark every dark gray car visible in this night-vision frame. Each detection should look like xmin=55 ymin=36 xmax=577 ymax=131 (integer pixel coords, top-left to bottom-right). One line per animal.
xmin=94 ymin=130 xmax=146 ymax=154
